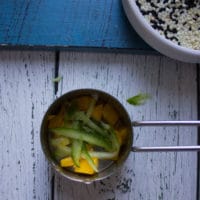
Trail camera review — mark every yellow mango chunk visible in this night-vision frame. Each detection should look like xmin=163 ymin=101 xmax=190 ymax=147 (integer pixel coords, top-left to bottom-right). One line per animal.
xmin=60 ymin=157 xmax=74 ymax=167
xmin=48 ymin=105 xmax=65 ymax=128
xmin=115 ymin=127 xmax=128 ymax=145
xmin=102 ymin=104 xmax=119 ymax=125
xmin=91 ymin=104 xmax=103 ymax=121
xmin=74 ymin=158 xmax=98 ymax=175
xmin=75 ymin=96 xmax=93 ymax=111
xmin=47 ymin=115 xmax=55 ymax=120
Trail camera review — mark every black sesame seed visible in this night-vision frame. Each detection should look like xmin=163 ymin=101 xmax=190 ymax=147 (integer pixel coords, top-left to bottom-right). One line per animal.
xmin=174 ymin=19 xmax=178 ymax=24
xmin=150 ymin=2 xmax=158 ymax=8
xmin=158 ymin=7 xmax=166 ymax=12
xmin=172 ymin=28 xmax=177 ymax=33
xmin=140 ymin=10 xmax=151 ymax=16
xmin=196 ymin=13 xmax=200 ymax=18
xmin=164 ymin=30 xmax=169 ymax=38
xmin=136 ymin=1 xmax=141 ymax=8
xmin=177 ymin=5 xmax=184 ymax=10
xmin=158 ymin=18 xmax=165 ymax=24
xmin=152 ymin=24 xmax=164 ymax=31
xmin=170 ymin=36 xmax=179 ymax=42
xmin=150 ymin=10 xmax=158 ymax=18
xmin=183 ymin=22 xmax=187 ymax=26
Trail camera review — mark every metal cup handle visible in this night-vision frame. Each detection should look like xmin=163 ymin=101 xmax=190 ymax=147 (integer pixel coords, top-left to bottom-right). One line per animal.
xmin=131 ymin=121 xmax=200 ymax=152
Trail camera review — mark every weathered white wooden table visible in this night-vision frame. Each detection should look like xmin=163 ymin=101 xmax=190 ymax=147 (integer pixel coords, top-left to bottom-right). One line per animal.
xmin=0 ymin=51 xmax=199 ymax=200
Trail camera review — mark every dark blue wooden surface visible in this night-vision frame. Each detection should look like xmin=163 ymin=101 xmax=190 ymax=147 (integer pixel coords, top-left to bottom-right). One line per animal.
xmin=0 ymin=0 xmax=153 ymax=52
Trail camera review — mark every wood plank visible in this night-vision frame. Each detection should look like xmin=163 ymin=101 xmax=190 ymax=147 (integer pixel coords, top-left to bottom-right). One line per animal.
xmin=55 ymin=52 xmax=198 ymax=200
xmin=0 ymin=51 xmax=55 ymax=200
xmin=0 ymin=0 xmax=152 ymax=52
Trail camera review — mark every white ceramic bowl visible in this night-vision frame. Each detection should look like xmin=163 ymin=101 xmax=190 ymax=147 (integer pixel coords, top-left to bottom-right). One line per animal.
xmin=122 ymin=0 xmax=200 ymax=63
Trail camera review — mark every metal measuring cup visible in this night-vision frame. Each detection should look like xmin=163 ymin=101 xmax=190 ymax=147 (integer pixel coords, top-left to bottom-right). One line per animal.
xmin=40 ymin=89 xmax=200 ymax=184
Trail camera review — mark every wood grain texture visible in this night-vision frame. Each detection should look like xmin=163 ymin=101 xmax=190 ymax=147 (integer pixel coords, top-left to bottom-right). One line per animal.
xmin=54 ymin=52 xmax=198 ymax=200
xmin=0 ymin=0 xmax=152 ymax=52
xmin=0 ymin=51 xmax=55 ymax=200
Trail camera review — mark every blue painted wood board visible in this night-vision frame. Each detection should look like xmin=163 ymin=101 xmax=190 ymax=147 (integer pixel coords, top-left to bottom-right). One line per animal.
xmin=0 ymin=0 xmax=154 ymax=52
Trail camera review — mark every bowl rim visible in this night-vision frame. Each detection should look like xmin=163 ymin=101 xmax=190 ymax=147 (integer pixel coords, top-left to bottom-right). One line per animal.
xmin=122 ymin=0 xmax=200 ymax=63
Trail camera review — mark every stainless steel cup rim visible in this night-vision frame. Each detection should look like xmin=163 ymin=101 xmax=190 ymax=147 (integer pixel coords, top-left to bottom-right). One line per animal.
xmin=40 ymin=88 xmax=133 ymax=183
xmin=40 ymin=88 xmax=200 ymax=184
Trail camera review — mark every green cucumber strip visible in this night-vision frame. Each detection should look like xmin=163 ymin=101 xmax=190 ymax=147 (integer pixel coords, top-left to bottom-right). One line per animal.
xmin=81 ymin=143 xmax=98 ymax=172
xmin=49 ymin=137 xmax=70 ymax=147
xmin=109 ymin=128 xmax=120 ymax=152
xmin=66 ymin=102 xmax=78 ymax=118
xmin=99 ymin=121 xmax=110 ymax=130
xmin=71 ymin=139 xmax=83 ymax=167
xmin=89 ymin=151 xmax=118 ymax=160
xmin=100 ymin=122 xmax=120 ymax=152
xmin=86 ymin=97 xmax=96 ymax=117
xmin=51 ymin=145 xmax=118 ymax=161
xmin=50 ymin=127 xmax=112 ymax=151
xmin=54 ymin=149 xmax=118 ymax=161
xmin=73 ymin=111 xmax=108 ymax=136
xmin=52 ymin=146 xmax=71 ymax=161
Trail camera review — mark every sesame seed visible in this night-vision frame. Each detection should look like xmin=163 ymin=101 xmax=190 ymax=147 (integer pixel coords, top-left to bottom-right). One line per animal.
xmin=136 ymin=0 xmax=200 ymax=50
